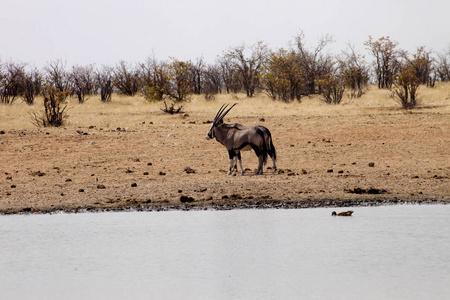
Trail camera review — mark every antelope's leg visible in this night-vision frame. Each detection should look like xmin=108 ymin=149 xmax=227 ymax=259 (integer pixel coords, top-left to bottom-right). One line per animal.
xmin=236 ymin=152 xmax=244 ymax=175
xmin=228 ymin=150 xmax=236 ymax=175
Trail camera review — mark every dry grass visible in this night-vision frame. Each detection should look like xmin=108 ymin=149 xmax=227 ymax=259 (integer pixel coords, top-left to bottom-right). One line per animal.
xmin=1 ymin=83 xmax=449 ymax=214
xmin=1 ymin=83 xmax=449 ymax=130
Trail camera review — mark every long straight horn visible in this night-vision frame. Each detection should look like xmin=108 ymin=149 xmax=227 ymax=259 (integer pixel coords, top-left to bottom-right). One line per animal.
xmin=213 ymin=104 xmax=228 ymax=124
xmin=216 ymin=103 xmax=237 ymax=124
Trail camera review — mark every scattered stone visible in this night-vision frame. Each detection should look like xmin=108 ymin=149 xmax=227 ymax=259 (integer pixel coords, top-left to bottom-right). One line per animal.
xmin=180 ymin=195 xmax=195 ymax=203
xmin=184 ymin=167 xmax=196 ymax=174
xmin=31 ymin=171 xmax=46 ymax=177
xmin=345 ymin=187 xmax=387 ymax=194
xmin=11 ymin=185 xmax=16 ymax=188
xmin=301 ymin=169 xmax=308 ymax=174
xmin=0 ymin=130 xmax=5 ymax=134
xmin=259 ymin=118 xmax=265 ymax=122
xmin=368 ymin=162 xmax=375 ymax=167
xmin=143 ymin=172 xmax=149 ymax=175
xmin=338 ymin=170 xmax=344 ymax=174
xmin=147 ymin=162 xmax=153 ymax=166
xmin=222 ymin=195 xmax=229 ymax=199
xmin=79 ymin=189 xmax=85 ymax=192
xmin=22 ymin=207 xmax=32 ymax=212
xmin=327 ymin=169 xmax=334 ymax=173
xmin=131 ymin=183 xmax=137 ymax=187
xmin=65 ymin=179 xmax=72 ymax=182
xmin=97 ymin=184 xmax=106 ymax=189
xmin=159 ymin=171 xmax=166 ymax=176
xmin=125 ymin=169 xmax=134 ymax=173
xmin=178 ymin=190 xmax=183 ymax=193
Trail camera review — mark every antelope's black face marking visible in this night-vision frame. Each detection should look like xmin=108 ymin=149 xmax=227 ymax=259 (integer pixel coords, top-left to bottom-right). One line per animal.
xmin=206 ymin=123 xmax=215 ymax=140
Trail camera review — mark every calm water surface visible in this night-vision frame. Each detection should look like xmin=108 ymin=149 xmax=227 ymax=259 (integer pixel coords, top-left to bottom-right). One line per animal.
xmin=1 ymin=205 xmax=449 ymax=300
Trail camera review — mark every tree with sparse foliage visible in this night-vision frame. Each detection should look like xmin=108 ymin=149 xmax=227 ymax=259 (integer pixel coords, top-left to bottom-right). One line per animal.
xmin=391 ymin=53 xmax=421 ymax=109
xmin=262 ymin=48 xmax=302 ymax=102
xmin=365 ymin=36 xmax=399 ymax=89
xmin=222 ymin=41 xmax=270 ymax=97
xmin=339 ymin=45 xmax=370 ymax=98
xmin=294 ymin=31 xmax=334 ymax=95
xmin=317 ymin=66 xmax=346 ymax=104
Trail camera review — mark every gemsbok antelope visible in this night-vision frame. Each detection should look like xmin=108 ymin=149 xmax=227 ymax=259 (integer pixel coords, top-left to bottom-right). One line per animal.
xmin=206 ymin=103 xmax=277 ymax=175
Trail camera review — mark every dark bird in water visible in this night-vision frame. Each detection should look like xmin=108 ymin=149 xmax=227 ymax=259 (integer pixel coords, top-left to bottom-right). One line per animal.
xmin=332 ymin=211 xmax=354 ymax=216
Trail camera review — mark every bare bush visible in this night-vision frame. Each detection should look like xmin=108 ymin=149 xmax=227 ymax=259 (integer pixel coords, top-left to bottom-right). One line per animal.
xmin=294 ymin=31 xmax=334 ymax=95
xmin=95 ymin=66 xmax=114 ymax=102
xmin=20 ymin=66 xmax=42 ymax=105
xmin=203 ymin=64 xmax=222 ymax=100
xmin=113 ymin=61 xmax=140 ymax=96
xmin=436 ymin=47 xmax=450 ymax=81
xmin=217 ymin=56 xmax=241 ymax=94
xmin=222 ymin=41 xmax=269 ymax=97
xmin=44 ymin=60 xmax=71 ymax=99
xmin=190 ymin=57 xmax=205 ymax=94
xmin=339 ymin=45 xmax=370 ymax=98
xmin=70 ymin=64 xmax=96 ymax=103
xmin=0 ymin=61 xmax=26 ymax=104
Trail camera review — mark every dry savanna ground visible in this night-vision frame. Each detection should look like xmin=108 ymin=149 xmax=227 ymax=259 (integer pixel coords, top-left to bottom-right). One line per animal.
xmin=1 ymin=84 xmax=449 ymax=214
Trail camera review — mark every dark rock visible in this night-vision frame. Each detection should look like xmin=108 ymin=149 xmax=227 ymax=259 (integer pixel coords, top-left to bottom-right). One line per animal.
xmin=159 ymin=171 xmax=166 ymax=176
xmin=184 ymin=167 xmax=196 ymax=174
xmin=79 ymin=189 xmax=85 ymax=192
xmin=131 ymin=183 xmax=137 ymax=187
xmin=143 ymin=172 xmax=149 ymax=175
xmin=97 ymin=184 xmax=106 ymax=189
xmin=180 ymin=196 xmax=195 ymax=203
xmin=327 ymin=169 xmax=334 ymax=173
xmin=368 ymin=162 xmax=375 ymax=167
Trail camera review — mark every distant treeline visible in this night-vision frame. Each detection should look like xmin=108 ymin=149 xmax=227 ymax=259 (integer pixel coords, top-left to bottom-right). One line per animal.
xmin=1 ymin=33 xmax=450 ymax=108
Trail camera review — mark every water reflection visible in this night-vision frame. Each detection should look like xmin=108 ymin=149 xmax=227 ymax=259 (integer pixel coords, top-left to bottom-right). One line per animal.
xmin=1 ymin=205 xmax=449 ymax=299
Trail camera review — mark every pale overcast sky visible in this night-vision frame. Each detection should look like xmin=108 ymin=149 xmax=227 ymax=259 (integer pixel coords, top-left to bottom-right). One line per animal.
xmin=1 ymin=0 xmax=449 ymax=67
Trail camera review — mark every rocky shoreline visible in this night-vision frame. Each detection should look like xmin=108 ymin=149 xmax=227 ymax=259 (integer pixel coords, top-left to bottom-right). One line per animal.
xmin=1 ymin=198 xmax=448 ymax=215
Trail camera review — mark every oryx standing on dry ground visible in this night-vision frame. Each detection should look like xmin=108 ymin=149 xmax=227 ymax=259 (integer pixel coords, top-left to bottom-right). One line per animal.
xmin=206 ymin=103 xmax=277 ymax=175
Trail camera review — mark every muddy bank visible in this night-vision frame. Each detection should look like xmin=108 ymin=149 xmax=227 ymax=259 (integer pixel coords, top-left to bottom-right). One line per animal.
xmin=2 ymin=197 xmax=448 ymax=215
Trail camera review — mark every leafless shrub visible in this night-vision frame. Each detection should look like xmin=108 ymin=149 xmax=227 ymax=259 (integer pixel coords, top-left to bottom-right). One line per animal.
xmin=203 ymin=64 xmax=222 ymax=100
xmin=70 ymin=64 xmax=96 ymax=103
xmin=44 ymin=60 xmax=71 ymax=99
xmin=294 ymin=31 xmax=334 ymax=95
xmin=222 ymin=41 xmax=270 ymax=97
xmin=339 ymin=45 xmax=370 ymax=98
xmin=436 ymin=47 xmax=450 ymax=81
xmin=0 ymin=61 xmax=26 ymax=104
xmin=95 ymin=66 xmax=114 ymax=102
xmin=190 ymin=57 xmax=205 ymax=94
xmin=20 ymin=66 xmax=42 ymax=105
xmin=113 ymin=61 xmax=140 ymax=96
